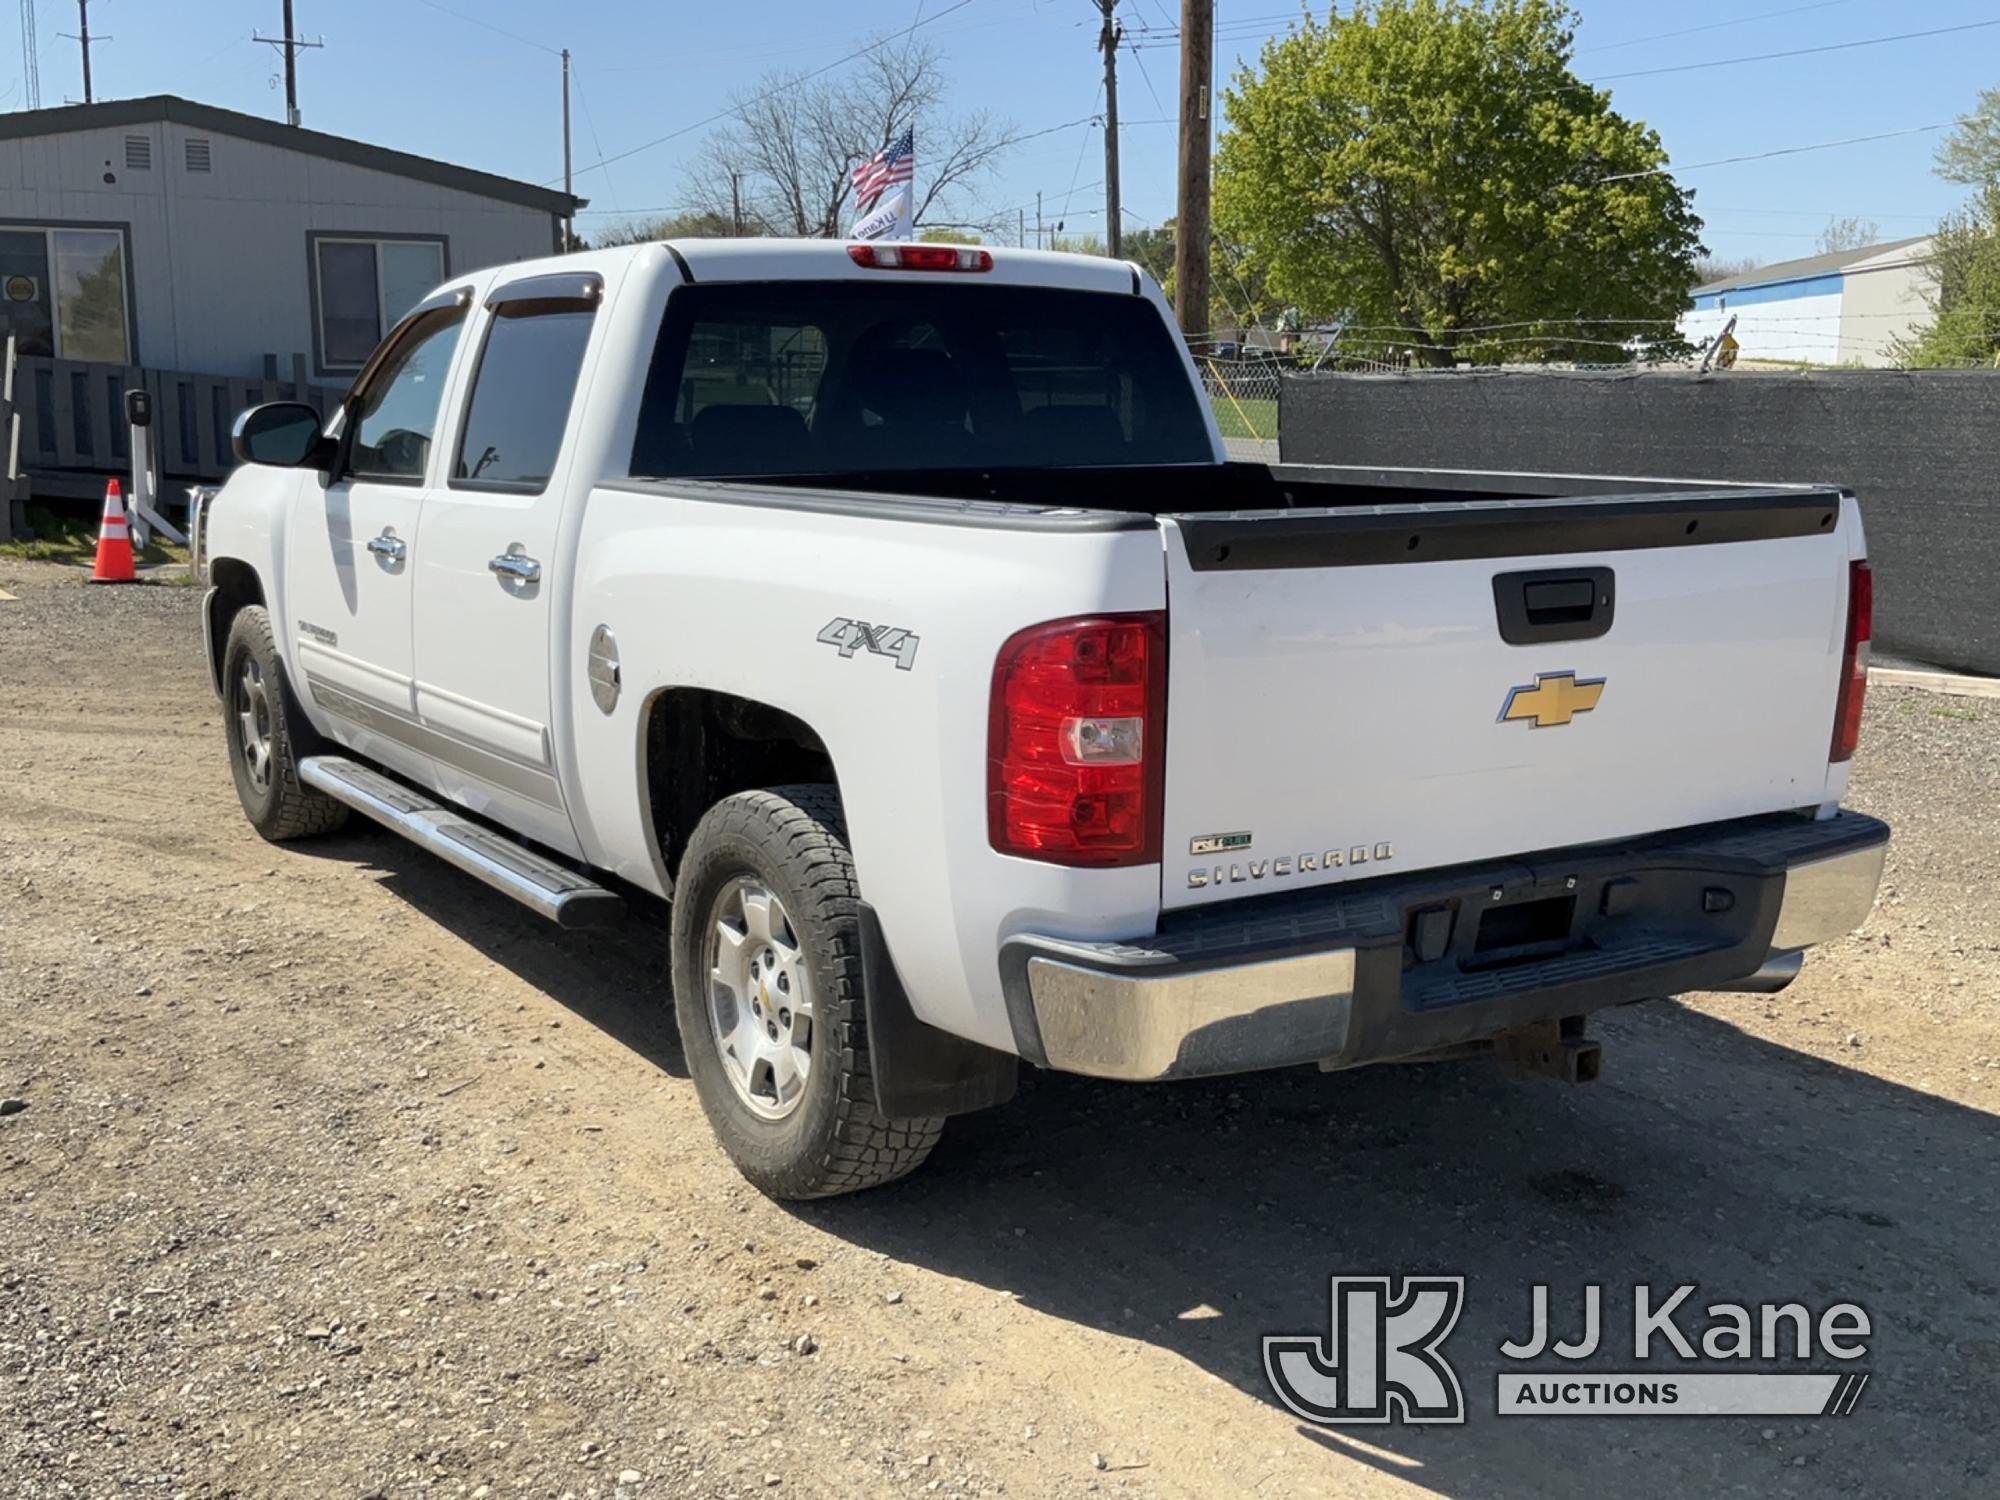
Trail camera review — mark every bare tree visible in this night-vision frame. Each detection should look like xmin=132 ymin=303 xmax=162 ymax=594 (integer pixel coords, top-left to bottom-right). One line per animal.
xmin=584 ymin=211 xmax=740 ymax=249
xmin=687 ymin=37 xmax=1013 ymax=237
xmin=1816 ymin=216 xmax=1882 ymax=255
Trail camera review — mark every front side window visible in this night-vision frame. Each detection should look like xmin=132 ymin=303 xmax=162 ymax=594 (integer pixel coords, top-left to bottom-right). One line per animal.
xmin=312 ymin=235 xmax=447 ymax=372
xmin=453 ymin=298 xmax=597 ymax=490
xmin=345 ymin=308 xmax=466 ymax=482
xmin=0 ymin=225 xmax=131 ymax=363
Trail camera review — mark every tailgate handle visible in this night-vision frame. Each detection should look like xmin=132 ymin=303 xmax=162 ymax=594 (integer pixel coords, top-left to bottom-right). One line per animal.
xmin=1493 ymin=567 xmax=1615 ymax=645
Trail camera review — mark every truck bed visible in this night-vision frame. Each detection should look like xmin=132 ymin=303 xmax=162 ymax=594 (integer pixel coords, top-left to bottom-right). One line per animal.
xmin=665 ymin=459 xmax=1841 ymax=523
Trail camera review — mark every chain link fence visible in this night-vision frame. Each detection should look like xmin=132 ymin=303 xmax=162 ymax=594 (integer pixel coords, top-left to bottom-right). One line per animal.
xmin=1194 ymin=354 xmax=1283 ymax=462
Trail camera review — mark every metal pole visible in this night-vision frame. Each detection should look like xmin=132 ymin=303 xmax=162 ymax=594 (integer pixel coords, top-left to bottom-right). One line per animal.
xmin=282 ymin=0 xmax=298 ymax=124
xmin=1099 ymin=1 xmax=1122 ymax=259
xmin=1175 ymin=0 xmax=1213 ymax=340
xmin=77 ymin=0 xmax=91 ymax=103
xmin=561 ymin=49 xmax=574 ymax=249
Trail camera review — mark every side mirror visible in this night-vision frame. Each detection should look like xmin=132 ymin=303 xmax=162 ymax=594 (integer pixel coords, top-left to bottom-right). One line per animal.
xmin=232 ymin=402 xmax=331 ymax=470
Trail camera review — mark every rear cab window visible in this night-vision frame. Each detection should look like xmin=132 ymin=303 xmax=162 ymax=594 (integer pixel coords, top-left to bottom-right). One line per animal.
xmin=629 ymin=282 xmax=1211 ymax=478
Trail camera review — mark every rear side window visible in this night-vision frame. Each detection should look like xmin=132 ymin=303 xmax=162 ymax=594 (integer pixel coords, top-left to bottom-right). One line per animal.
xmin=630 ymin=281 xmax=1210 ymax=478
xmin=453 ymin=298 xmax=596 ymax=490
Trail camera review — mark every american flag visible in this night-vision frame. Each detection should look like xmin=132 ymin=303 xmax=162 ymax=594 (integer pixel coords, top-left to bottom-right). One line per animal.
xmin=852 ymin=128 xmax=915 ymax=215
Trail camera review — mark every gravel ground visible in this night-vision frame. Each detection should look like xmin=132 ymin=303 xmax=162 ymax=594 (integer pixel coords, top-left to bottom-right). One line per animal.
xmin=1 ymin=562 xmax=1995 ymax=1499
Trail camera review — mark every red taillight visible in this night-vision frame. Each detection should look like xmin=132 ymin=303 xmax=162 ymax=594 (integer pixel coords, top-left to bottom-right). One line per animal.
xmin=1831 ymin=559 xmax=1873 ymax=763
xmin=988 ymin=613 xmax=1167 ymax=867
xmin=847 ymin=243 xmax=994 ymax=272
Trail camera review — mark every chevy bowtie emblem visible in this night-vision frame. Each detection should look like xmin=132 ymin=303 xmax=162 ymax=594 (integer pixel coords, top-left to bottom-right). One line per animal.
xmin=1500 ymin=672 xmax=1605 ymax=728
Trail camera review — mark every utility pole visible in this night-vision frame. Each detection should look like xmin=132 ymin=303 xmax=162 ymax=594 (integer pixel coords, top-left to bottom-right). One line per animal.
xmin=561 ymin=48 xmax=574 ymax=248
xmin=730 ymin=172 xmax=744 ymax=235
xmin=61 ymin=0 xmax=100 ymax=104
xmin=1036 ymin=191 xmax=1043 ymax=251
xmin=254 ymin=2 xmax=324 ymax=126
xmin=1097 ymin=0 xmax=1122 ymax=258
xmin=1174 ymin=0 xmax=1213 ymax=340
xmin=76 ymin=0 xmax=91 ymax=103
xmin=1018 ymin=207 xmax=1026 ymax=249
xmin=19 ymin=1 xmax=40 ymax=109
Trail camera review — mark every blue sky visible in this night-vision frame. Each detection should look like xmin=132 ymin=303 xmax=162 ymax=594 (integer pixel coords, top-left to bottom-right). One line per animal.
xmin=8 ymin=0 xmax=1995 ymax=266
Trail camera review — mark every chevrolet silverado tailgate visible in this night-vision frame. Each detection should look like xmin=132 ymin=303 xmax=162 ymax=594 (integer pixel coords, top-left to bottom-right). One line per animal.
xmin=1158 ymin=489 xmax=1857 ymax=910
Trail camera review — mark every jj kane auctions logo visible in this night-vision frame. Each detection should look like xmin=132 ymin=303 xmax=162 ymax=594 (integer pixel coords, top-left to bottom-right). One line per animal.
xmin=1265 ymin=1278 xmax=1872 ymax=1423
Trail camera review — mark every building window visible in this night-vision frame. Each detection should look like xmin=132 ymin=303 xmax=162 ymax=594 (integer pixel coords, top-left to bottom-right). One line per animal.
xmin=124 ymin=135 xmax=152 ymax=170
xmin=0 ymin=224 xmax=132 ymax=364
xmin=185 ymin=138 xmax=212 ymax=173
xmin=309 ymin=234 xmax=448 ymax=373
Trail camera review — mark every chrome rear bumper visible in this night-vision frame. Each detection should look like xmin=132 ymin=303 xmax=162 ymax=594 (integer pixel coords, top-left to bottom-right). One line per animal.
xmin=1003 ymin=812 xmax=1889 ymax=1082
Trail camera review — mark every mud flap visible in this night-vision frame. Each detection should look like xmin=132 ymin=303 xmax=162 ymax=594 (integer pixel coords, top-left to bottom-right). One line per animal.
xmin=859 ymin=902 xmax=1018 ymax=1119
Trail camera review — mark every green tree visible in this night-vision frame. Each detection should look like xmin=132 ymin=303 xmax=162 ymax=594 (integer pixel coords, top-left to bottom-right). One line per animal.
xmin=1935 ymin=86 xmax=2000 ymax=187
xmin=1895 ymin=183 xmax=2000 ymax=367
xmin=1897 ymin=91 xmax=2000 ymax=366
xmin=1214 ymin=0 xmax=1702 ymax=365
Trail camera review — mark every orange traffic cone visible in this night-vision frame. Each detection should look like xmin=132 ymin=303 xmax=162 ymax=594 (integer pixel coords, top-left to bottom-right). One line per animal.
xmin=89 ymin=480 xmax=137 ymax=585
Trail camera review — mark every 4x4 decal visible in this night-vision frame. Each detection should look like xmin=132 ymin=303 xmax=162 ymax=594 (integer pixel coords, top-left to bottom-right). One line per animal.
xmin=817 ymin=617 xmax=920 ymax=672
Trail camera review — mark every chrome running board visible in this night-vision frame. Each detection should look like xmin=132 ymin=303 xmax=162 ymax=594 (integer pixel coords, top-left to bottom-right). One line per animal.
xmin=299 ymin=755 xmax=624 ymax=929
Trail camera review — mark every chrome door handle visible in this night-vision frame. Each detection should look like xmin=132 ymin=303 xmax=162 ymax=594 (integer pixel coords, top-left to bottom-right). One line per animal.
xmin=367 ymin=531 xmax=406 ymax=562
xmin=488 ymin=548 xmax=541 ymax=583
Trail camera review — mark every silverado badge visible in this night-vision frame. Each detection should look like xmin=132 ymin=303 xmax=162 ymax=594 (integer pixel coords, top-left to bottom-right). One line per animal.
xmin=1500 ymin=672 xmax=1605 ymax=728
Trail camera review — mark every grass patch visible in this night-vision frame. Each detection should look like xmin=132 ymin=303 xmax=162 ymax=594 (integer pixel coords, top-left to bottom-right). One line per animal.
xmin=1930 ymin=706 xmax=1983 ymax=721
xmin=1208 ymin=395 xmax=1278 ymax=442
xmin=0 ymin=506 xmax=186 ymax=568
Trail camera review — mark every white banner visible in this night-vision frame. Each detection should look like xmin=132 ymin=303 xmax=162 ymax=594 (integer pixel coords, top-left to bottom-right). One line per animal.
xmin=851 ymin=181 xmax=912 ymax=242
xmin=1496 ymin=1372 xmax=1867 ymax=1416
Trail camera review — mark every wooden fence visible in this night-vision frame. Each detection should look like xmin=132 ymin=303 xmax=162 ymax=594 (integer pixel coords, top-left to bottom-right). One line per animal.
xmin=9 ymin=351 xmax=340 ymax=490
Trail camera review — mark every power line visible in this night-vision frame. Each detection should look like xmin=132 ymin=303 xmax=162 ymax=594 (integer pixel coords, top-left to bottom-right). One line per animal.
xmin=1057 ymin=81 xmax=1102 ymax=220
xmin=1697 ymin=205 xmax=1939 ymax=221
xmin=550 ymin=0 xmax=976 ymax=183
xmin=1573 ymin=0 xmax=1867 ymax=57
xmin=1588 ymin=18 xmax=2000 ymax=84
xmin=1600 ymin=119 xmax=1963 ymax=182
xmin=411 ymin=0 xmax=560 ymax=55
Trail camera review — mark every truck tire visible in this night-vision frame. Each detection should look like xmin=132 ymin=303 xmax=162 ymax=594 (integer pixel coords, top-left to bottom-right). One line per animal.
xmin=671 ymin=786 xmax=944 ymax=1199
xmin=221 ymin=605 xmax=350 ymax=842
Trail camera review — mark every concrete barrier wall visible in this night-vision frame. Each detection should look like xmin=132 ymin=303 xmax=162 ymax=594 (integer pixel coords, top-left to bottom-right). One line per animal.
xmin=1280 ymin=369 xmax=2000 ymax=675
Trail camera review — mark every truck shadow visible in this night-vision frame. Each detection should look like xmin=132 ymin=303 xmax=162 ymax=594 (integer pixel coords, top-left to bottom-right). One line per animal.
xmin=314 ymin=834 xmax=1996 ymax=1496
xmin=300 ymin=828 xmax=690 ymax=1079
xmin=792 ymin=1003 xmax=1999 ymax=1498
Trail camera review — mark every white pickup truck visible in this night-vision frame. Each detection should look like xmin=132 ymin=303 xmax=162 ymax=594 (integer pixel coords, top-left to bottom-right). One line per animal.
xmin=194 ymin=239 xmax=1888 ymax=1198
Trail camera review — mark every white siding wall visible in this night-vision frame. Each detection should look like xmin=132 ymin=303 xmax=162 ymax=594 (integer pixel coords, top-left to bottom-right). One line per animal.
xmin=1838 ymin=263 xmax=1932 ymax=366
xmin=1681 ymin=280 xmax=1847 ymax=366
xmin=0 ymin=120 xmax=557 ymax=381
